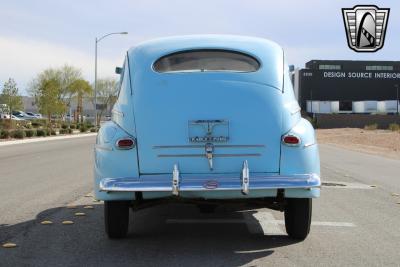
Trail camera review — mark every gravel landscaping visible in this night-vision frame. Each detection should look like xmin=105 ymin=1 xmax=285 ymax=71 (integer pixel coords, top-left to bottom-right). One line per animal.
xmin=317 ymin=128 xmax=400 ymax=160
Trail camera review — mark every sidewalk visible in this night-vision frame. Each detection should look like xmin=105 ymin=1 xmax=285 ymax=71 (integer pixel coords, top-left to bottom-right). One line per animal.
xmin=0 ymin=133 xmax=97 ymax=147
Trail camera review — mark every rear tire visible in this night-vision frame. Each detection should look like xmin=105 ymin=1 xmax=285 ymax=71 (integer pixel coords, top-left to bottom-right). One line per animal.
xmin=104 ymin=201 xmax=130 ymax=239
xmin=284 ymin=198 xmax=312 ymax=240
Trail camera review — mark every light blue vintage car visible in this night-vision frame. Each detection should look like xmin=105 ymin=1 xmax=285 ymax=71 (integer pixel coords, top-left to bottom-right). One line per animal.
xmin=94 ymin=35 xmax=320 ymax=240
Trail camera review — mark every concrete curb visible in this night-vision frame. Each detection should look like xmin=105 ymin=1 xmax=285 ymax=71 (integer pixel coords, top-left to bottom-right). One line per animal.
xmin=0 ymin=133 xmax=97 ymax=147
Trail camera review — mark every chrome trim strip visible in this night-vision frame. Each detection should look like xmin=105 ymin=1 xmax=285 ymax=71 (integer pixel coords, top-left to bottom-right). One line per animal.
xmin=159 ymin=154 xmax=204 ymax=157
xmin=95 ymin=144 xmax=113 ymax=151
xmin=153 ymin=144 xmax=265 ymax=149
xmin=303 ymin=142 xmax=316 ymax=148
xmin=216 ymin=145 xmax=265 ymax=148
xmin=157 ymin=153 xmax=261 ymax=158
xmin=154 ymin=145 xmax=203 ymax=149
xmin=215 ymin=153 xmax=261 ymax=157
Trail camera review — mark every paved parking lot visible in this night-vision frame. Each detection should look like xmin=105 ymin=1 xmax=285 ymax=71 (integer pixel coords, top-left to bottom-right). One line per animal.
xmin=1 ymin=137 xmax=400 ymax=266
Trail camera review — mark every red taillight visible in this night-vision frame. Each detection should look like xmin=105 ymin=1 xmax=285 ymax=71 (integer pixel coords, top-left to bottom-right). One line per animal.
xmin=283 ymin=135 xmax=300 ymax=145
xmin=116 ymin=138 xmax=135 ymax=149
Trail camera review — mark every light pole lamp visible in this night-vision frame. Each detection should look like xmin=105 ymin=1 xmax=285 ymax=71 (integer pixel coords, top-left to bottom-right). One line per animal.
xmin=94 ymin=31 xmax=128 ymax=127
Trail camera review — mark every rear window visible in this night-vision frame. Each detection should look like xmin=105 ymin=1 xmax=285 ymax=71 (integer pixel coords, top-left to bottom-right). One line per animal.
xmin=153 ymin=49 xmax=260 ymax=73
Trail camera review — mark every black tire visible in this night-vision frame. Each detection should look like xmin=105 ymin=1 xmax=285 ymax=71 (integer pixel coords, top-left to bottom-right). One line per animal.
xmin=284 ymin=198 xmax=312 ymax=240
xmin=198 ymin=204 xmax=217 ymax=213
xmin=104 ymin=201 xmax=130 ymax=239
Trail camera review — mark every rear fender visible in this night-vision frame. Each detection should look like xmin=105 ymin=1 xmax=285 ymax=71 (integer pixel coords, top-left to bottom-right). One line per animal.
xmin=280 ymin=118 xmax=320 ymax=176
xmin=94 ymin=121 xmax=139 ymax=200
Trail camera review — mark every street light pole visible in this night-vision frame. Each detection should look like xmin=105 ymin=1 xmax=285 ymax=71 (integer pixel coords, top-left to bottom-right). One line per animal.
xmin=94 ymin=37 xmax=98 ymax=127
xmin=94 ymin=31 xmax=128 ymax=127
xmin=396 ymin=84 xmax=399 ymax=115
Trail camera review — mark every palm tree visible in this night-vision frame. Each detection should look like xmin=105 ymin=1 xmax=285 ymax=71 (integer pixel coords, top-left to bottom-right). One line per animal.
xmin=68 ymin=79 xmax=92 ymax=124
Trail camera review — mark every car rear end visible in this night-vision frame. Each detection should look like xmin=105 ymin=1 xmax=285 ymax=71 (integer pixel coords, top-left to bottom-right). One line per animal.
xmin=94 ymin=35 xmax=320 ymax=239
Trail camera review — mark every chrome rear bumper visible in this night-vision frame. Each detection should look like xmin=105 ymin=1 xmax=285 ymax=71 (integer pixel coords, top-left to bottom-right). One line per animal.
xmin=99 ymin=161 xmax=320 ymax=195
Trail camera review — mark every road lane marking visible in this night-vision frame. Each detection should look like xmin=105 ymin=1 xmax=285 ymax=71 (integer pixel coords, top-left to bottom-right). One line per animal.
xmin=166 ymin=219 xmax=244 ymax=224
xmin=322 ymin=181 xmax=373 ymax=189
xmin=166 ymin=218 xmax=355 ymax=227
xmin=270 ymin=220 xmax=356 ymax=227
xmin=166 ymin=209 xmax=356 ymax=236
xmin=310 ymin=221 xmax=355 ymax=227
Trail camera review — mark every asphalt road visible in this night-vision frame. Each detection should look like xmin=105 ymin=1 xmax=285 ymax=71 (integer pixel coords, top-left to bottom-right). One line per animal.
xmin=1 ymin=137 xmax=400 ymax=266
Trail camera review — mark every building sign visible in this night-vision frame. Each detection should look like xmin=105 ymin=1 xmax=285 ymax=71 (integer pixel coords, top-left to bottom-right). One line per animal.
xmin=322 ymin=71 xmax=400 ymax=79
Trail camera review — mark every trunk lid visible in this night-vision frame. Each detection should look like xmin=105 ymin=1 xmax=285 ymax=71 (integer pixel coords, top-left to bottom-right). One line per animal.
xmin=133 ymin=76 xmax=282 ymax=174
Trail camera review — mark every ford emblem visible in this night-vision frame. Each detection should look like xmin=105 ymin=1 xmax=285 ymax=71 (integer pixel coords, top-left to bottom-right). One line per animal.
xmin=203 ymin=180 xmax=219 ymax=189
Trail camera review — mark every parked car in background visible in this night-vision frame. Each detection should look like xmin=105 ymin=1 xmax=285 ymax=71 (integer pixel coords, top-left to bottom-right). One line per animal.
xmin=12 ymin=111 xmax=36 ymax=120
xmin=64 ymin=114 xmax=87 ymax=122
xmin=11 ymin=115 xmax=25 ymax=121
xmin=26 ymin=112 xmax=42 ymax=119
xmin=94 ymin=35 xmax=321 ymax=240
xmin=65 ymin=114 xmax=73 ymax=121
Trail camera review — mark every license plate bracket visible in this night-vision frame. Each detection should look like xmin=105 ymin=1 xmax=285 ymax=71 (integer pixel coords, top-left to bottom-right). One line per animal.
xmin=188 ymin=119 xmax=229 ymax=143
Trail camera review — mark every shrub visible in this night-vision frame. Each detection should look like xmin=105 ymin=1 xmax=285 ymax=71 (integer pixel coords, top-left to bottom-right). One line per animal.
xmin=67 ymin=128 xmax=73 ymax=134
xmin=90 ymin=128 xmax=97 ymax=132
xmin=70 ymin=124 xmax=76 ymax=129
xmin=61 ymin=124 xmax=68 ymax=129
xmin=79 ymin=125 xmax=88 ymax=133
xmin=53 ymin=121 xmax=62 ymax=129
xmin=31 ymin=119 xmax=46 ymax=128
xmin=388 ymin=123 xmax=400 ymax=131
xmin=86 ymin=122 xmax=94 ymax=128
xmin=36 ymin=129 xmax=47 ymax=137
xmin=25 ymin=129 xmax=36 ymax=137
xmin=49 ymin=129 xmax=57 ymax=135
xmin=11 ymin=129 xmax=26 ymax=139
xmin=364 ymin=123 xmax=378 ymax=130
xmin=60 ymin=128 xmax=73 ymax=134
xmin=0 ymin=129 xmax=10 ymax=139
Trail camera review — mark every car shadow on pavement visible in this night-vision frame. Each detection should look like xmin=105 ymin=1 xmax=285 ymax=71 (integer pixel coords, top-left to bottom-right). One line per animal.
xmin=0 ymin=203 xmax=300 ymax=266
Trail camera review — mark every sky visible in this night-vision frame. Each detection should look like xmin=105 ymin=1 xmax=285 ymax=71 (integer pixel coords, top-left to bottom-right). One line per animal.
xmin=0 ymin=0 xmax=399 ymax=95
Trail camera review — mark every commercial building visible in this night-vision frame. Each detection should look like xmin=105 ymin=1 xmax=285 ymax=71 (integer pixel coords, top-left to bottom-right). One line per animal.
xmin=22 ymin=96 xmax=112 ymax=120
xmin=294 ymin=60 xmax=400 ymax=114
